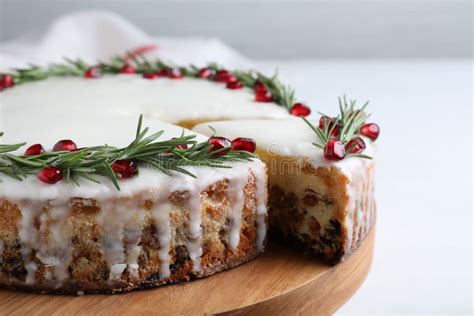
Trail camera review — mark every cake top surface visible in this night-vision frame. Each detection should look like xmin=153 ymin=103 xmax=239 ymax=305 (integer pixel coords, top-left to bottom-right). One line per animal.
xmin=0 ymin=74 xmax=290 ymax=132
xmin=193 ymin=119 xmax=376 ymax=174
xmin=0 ymin=57 xmax=379 ymax=195
xmin=1 ymin=110 xmax=206 ymax=152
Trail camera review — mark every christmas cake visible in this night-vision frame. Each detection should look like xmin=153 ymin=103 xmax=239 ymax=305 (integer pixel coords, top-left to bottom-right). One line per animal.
xmin=0 ymin=57 xmax=378 ymax=293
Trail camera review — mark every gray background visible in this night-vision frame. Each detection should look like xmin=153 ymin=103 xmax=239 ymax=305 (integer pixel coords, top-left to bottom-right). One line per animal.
xmin=0 ymin=0 xmax=472 ymax=59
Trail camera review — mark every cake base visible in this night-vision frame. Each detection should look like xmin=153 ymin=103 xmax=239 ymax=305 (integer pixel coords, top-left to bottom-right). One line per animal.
xmin=0 ymin=226 xmax=374 ymax=315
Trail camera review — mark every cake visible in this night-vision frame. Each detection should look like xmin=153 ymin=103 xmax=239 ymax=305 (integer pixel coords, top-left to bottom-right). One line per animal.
xmin=0 ymin=56 xmax=379 ymax=294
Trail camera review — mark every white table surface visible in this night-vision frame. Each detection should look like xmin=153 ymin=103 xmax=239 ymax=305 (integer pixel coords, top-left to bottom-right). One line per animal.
xmin=257 ymin=59 xmax=473 ymax=315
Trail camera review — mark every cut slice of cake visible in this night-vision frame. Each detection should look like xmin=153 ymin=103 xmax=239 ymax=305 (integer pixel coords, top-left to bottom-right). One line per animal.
xmin=193 ymin=108 xmax=378 ymax=264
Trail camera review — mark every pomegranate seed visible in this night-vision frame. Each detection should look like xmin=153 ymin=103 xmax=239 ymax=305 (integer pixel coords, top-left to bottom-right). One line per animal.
xmin=290 ymin=103 xmax=311 ymax=117
xmin=112 ymin=159 xmax=138 ymax=179
xmin=53 ymin=139 xmax=77 ymax=152
xmin=215 ymin=70 xmax=235 ymax=83
xmin=319 ymin=116 xmax=339 ymax=137
xmin=0 ymin=74 xmax=14 ymax=89
xmin=319 ymin=116 xmax=333 ymax=129
xmin=84 ymin=67 xmax=101 ymax=79
xmin=120 ymin=65 xmax=136 ymax=74
xmin=231 ymin=137 xmax=256 ymax=153
xmin=24 ymin=144 xmax=45 ymax=156
xmin=226 ymin=81 xmax=243 ymax=89
xmin=345 ymin=137 xmax=366 ymax=154
xmin=198 ymin=68 xmax=213 ymax=78
xmin=175 ymin=143 xmax=189 ymax=150
xmin=143 ymin=72 xmax=160 ymax=79
xmin=360 ymin=123 xmax=380 ymax=140
xmin=171 ymin=138 xmax=189 ymax=150
xmin=167 ymin=68 xmax=183 ymax=79
xmin=253 ymin=81 xmax=266 ymax=93
xmin=38 ymin=167 xmax=63 ymax=184
xmin=324 ymin=139 xmax=346 ymax=161
xmin=157 ymin=69 xmax=169 ymax=77
xmin=255 ymin=90 xmax=273 ymax=102
xmin=208 ymin=137 xmax=231 ymax=156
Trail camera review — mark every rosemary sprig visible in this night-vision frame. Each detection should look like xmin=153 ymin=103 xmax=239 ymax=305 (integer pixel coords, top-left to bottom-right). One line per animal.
xmin=302 ymin=96 xmax=372 ymax=159
xmin=0 ymin=116 xmax=257 ymax=190
xmin=2 ymin=56 xmax=298 ymax=112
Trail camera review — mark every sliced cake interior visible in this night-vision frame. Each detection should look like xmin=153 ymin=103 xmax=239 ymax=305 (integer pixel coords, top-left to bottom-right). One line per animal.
xmin=193 ymin=119 xmax=376 ymax=263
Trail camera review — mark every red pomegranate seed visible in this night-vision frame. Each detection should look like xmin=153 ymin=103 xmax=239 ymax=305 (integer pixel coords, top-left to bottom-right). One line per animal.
xmin=120 ymin=65 xmax=136 ymax=74
xmin=319 ymin=116 xmax=334 ymax=129
xmin=215 ymin=70 xmax=235 ymax=83
xmin=208 ymin=137 xmax=231 ymax=156
xmin=198 ymin=68 xmax=212 ymax=78
xmin=24 ymin=144 xmax=45 ymax=156
xmin=171 ymin=138 xmax=189 ymax=150
xmin=290 ymin=103 xmax=311 ymax=117
xmin=38 ymin=167 xmax=63 ymax=184
xmin=157 ymin=69 xmax=169 ymax=77
xmin=112 ymin=159 xmax=138 ymax=179
xmin=226 ymin=81 xmax=243 ymax=89
xmin=231 ymin=137 xmax=256 ymax=153
xmin=324 ymin=139 xmax=346 ymax=161
xmin=0 ymin=74 xmax=15 ymax=89
xmin=143 ymin=72 xmax=160 ymax=79
xmin=345 ymin=137 xmax=366 ymax=154
xmin=167 ymin=68 xmax=183 ymax=79
xmin=319 ymin=116 xmax=339 ymax=137
xmin=84 ymin=67 xmax=101 ymax=79
xmin=253 ymin=81 xmax=266 ymax=93
xmin=175 ymin=143 xmax=189 ymax=150
xmin=360 ymin=123 xmax=380 ymax=140
xmin=53 ymin=140 xmax=77 ymax=152
xmin=255 ymin=90 xmax=273 ymax=102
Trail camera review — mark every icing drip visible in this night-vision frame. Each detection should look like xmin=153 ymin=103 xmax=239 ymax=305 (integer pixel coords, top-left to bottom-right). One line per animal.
xmin=250 ymin=162 xmax=268 ymax=251
xmin=17 ymin=201 xmax=43 ymax=285
xmin=36 ymin=201 xmax=73 ymax=288
xmin=124 ymin=207 xmax=145 ymax=280
xmin=97 ymin=199 xmax=143 ymax=282
xmin=186 ymin=193 xmax=203 ymax=273
xmin=226 ymin=176 xmax=248 ymax=250
xmin=344 ymin=158 xmax=375 ymax=253
xmin=151 ymin=201 xmax=172 ymax=279
xmin=97 ymin=200 xmax=130 ymax=281
xmin=24 ymin=262 xmax=38 ymax=285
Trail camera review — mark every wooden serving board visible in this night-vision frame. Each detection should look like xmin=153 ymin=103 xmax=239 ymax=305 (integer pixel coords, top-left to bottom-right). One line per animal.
xmin=0 ymin=228 xmax=375 ymax=315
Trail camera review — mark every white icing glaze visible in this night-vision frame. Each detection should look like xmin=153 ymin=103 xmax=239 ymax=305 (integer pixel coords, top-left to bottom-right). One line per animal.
xmin=150 ymin=202 xmax=172 ymax=279
xmin=17 ymin=201 xmax=43 ymax=285
xmin=97 ymin=198 xmax=147 ymax=282
xmin=0 ymin=75 xmax=290 ymax=146
xmin=124 ymin=207 xmax=145 ymax=280
xmin=109 ymin=263 xmax=127 ymax=281
xmin=226 ymin=173 xmax=247 ymax=250
xmin=250 ymin=163 xmax=268 ymax=251
xmin=193 ymin=119 xmax=376 ymax=174
xmin=37 ymin=201 xmax=73 ymax=288
xmin=186 ymin=192 xmax=203 ymax=272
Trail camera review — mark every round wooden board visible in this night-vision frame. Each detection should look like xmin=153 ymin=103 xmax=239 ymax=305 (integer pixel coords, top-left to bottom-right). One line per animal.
xmin=0 ymin=228 xmax=375 ymax=315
